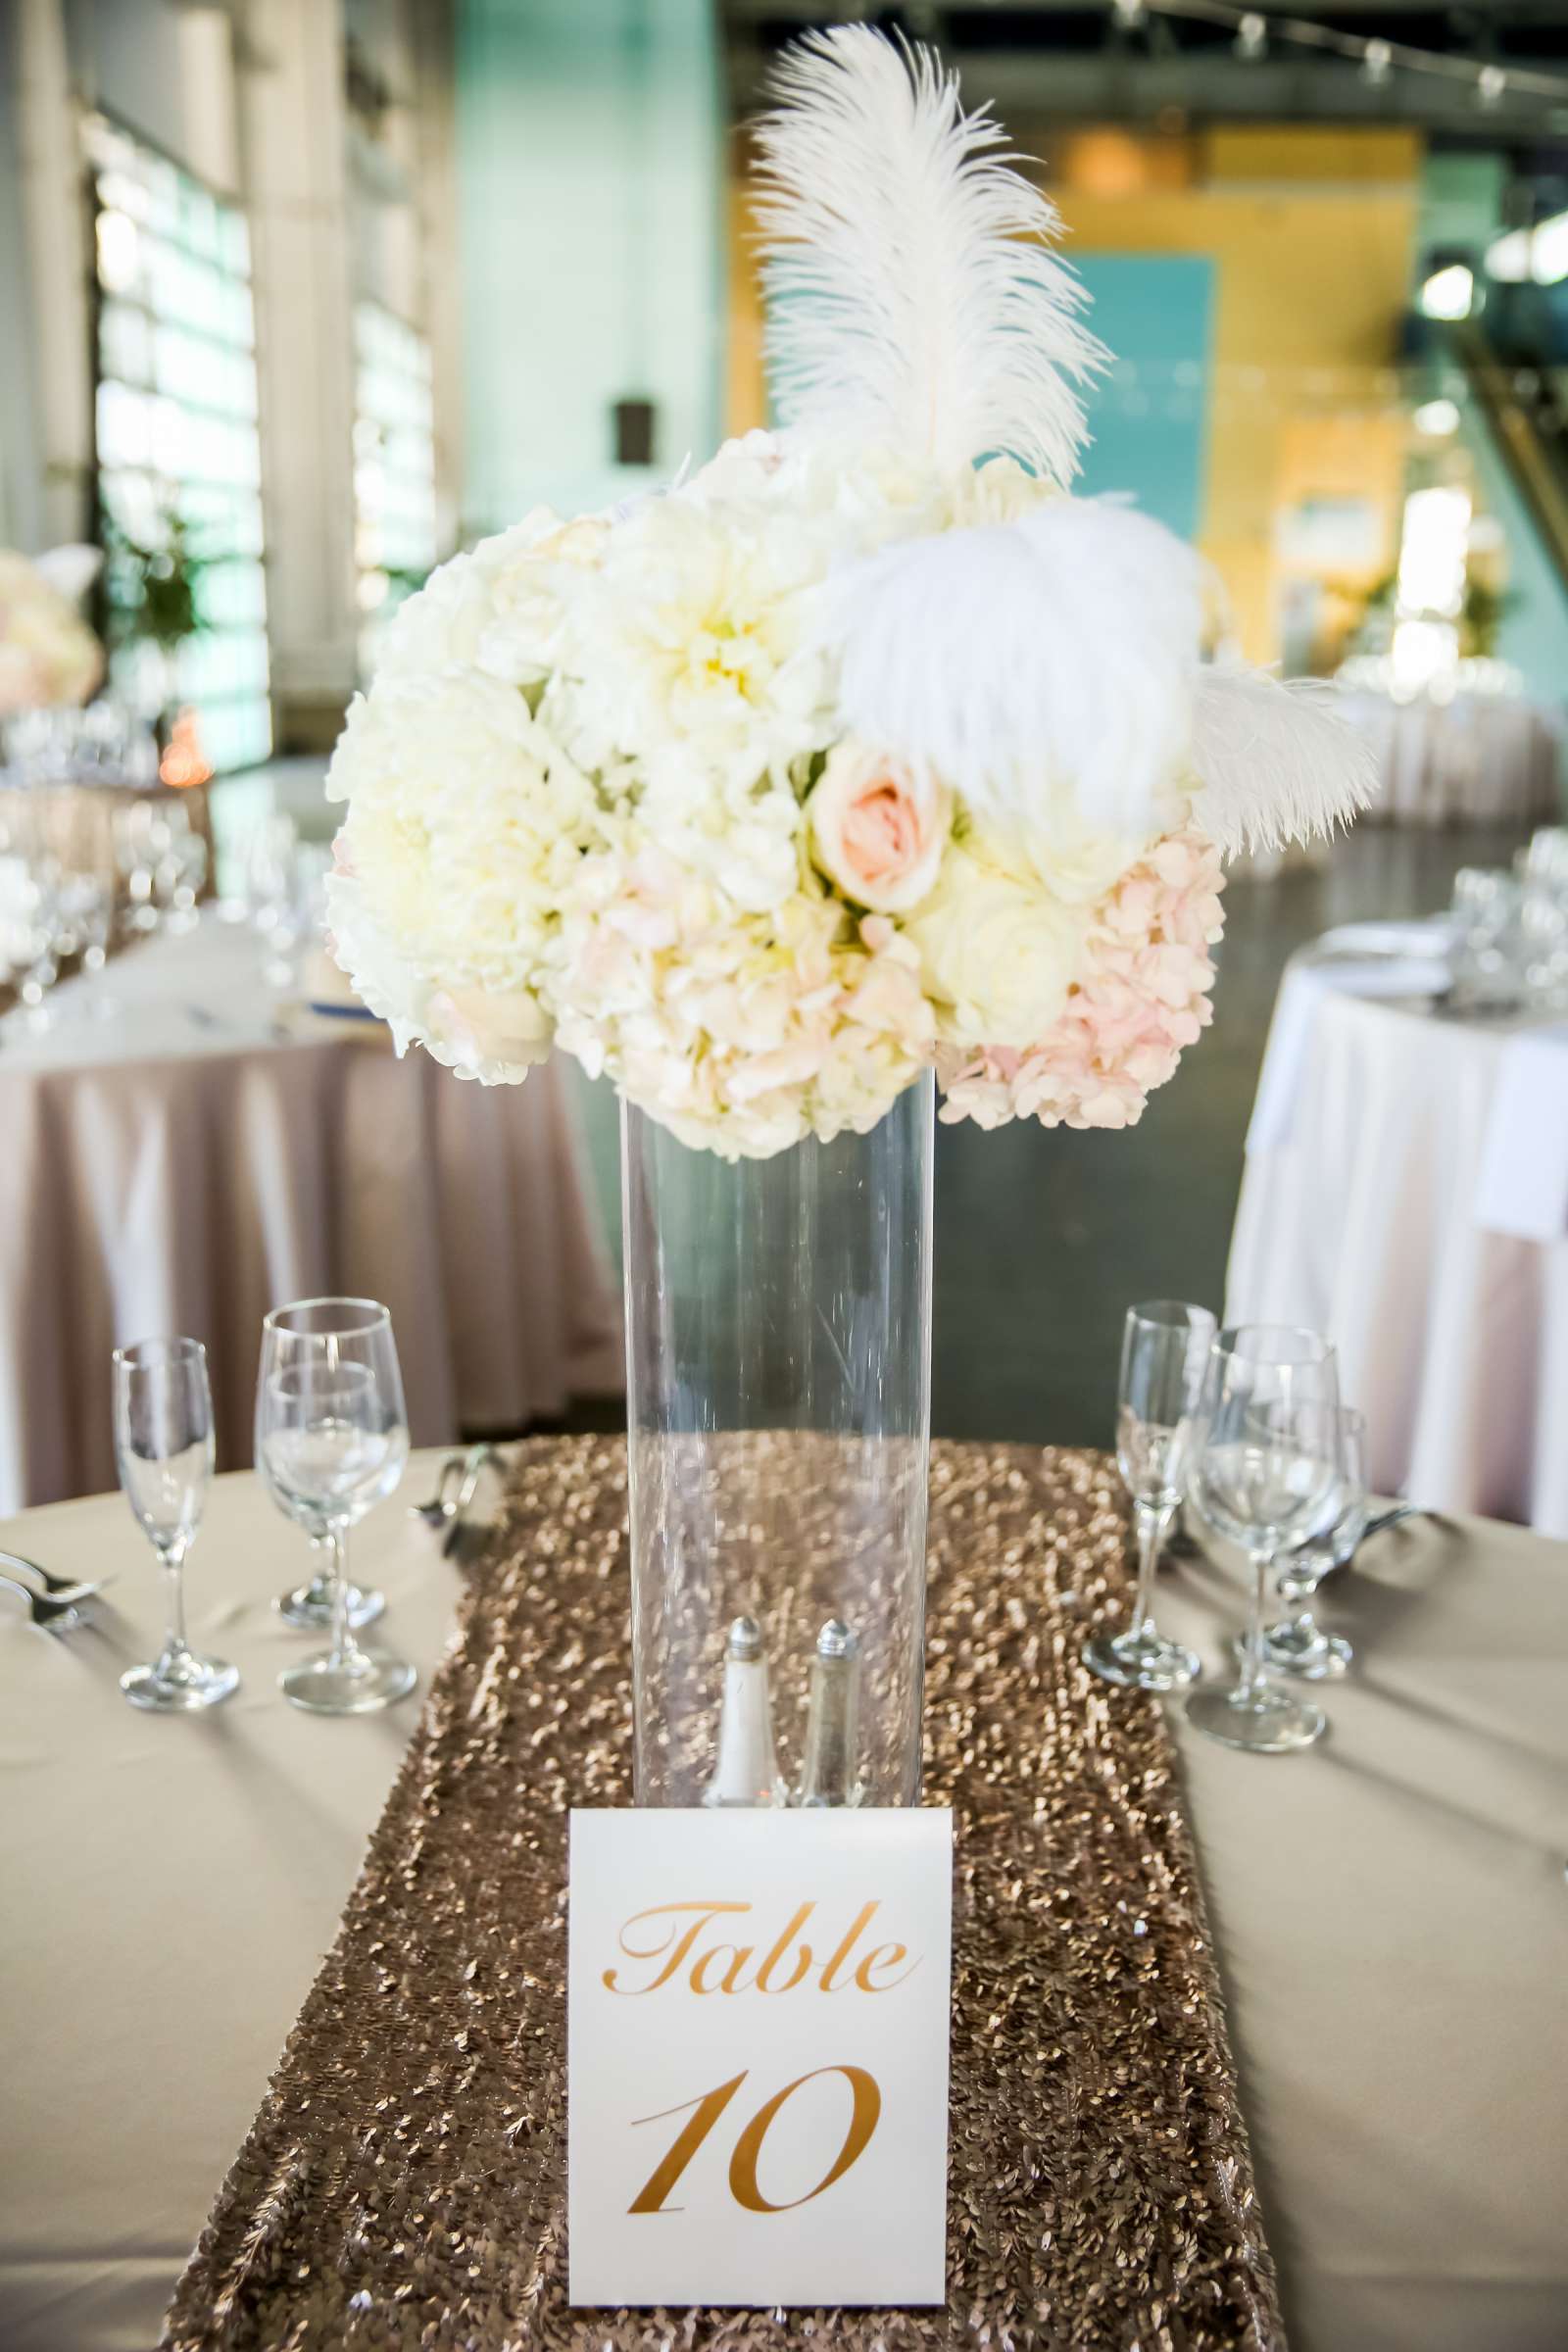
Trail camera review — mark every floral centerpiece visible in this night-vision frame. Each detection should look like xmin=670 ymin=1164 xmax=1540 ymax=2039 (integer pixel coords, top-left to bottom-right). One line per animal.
xmin=0 ymin=547 xmax=103 ymax=717
xmin=326 ymin=27 xmax=1370 ymax=1161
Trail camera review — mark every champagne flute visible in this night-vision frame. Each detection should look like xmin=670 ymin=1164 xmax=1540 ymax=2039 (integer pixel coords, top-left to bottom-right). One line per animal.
xmin=1255 ymin=1405 xmax=1366 ymax=1680
xmin=1186 ymin=1325 xmax=1340 ymax=1754
xmin=1085 ymin=1300 xmax=1215 ymax=1691
xmin=256 ymin=1298 xmax=414 ymax=1715
xmin=113 ymin=1336 xmax=238 ymax=1711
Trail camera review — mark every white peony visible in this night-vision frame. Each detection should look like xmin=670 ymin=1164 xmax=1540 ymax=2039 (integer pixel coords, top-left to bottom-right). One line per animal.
xmin=474 ymin=512 xmax=611 ymax=688
xmin=902 ymin=833 xmax=1089 ymax=1048
xmin=556 ymin=482 xmax=834 ymax=791
xmin=372 ymin=512 xmax=563 ymax=681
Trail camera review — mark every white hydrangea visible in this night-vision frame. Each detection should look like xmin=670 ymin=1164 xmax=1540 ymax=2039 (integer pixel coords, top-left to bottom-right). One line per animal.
xmin=325 ymin=662 xmax=598 ymax=1077
xmin=551 ymin=834 xmax=934 ymax=1159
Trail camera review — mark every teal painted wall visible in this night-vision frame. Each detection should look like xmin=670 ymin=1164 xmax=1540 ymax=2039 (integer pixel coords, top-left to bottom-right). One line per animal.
xmin=1072 ymin=255 xmax=1214 ymax=542
xmin=456 ymin=0 xmax=722 ymax=535
xmin=1460 ymin=408 xmax=1568 ymax=711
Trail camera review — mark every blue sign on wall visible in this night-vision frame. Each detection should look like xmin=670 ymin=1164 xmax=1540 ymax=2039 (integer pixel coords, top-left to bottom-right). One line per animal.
xmin=1072 ymin=255 xmax=1215 ymax=543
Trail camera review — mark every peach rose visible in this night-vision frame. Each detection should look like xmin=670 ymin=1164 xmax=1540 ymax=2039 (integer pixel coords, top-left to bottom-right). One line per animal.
xmin=807 ymin=739 xmax=951 ymax=914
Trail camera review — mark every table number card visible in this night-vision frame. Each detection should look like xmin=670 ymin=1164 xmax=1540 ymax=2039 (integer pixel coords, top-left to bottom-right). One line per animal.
xmin=567 ymin=1807 xmax=953 ymax=2310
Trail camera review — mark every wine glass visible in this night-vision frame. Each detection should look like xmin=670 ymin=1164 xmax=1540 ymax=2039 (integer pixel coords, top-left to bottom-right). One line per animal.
xmin=1084 ymin=1300 xmax=1216 ymax=1691
xmin=256 ymin=1298 xmax=415 ymax=1714
xmin=1254 ymin=1405 xmax=1366 ymax=1681
xmin=113 ymin=1336 xmax=239 ymax=1711
xmin=1186 ymin=1325 xmax=1340 ymax=1754
xmin=263 ymin=1502 xmax=386 ymax=1636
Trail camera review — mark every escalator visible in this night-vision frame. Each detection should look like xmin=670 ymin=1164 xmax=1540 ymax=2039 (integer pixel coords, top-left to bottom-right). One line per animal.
xmin=1446 ymin=316 xmax=1568 ymax=603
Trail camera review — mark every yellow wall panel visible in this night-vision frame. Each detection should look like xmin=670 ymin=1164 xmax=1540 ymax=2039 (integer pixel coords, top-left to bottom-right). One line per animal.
xmin=722 ymin=126 xmax=1421 ymax=663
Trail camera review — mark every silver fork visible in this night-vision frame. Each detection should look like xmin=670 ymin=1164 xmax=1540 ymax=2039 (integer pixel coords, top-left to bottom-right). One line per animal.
xmin=0 ymin=1546 xmax=98 ymax=1598
xmin=1359 ymin=1503 xmax=1429 ymax=1543
xmin=0 ymin=1569 xmax=90 ymax=1629
xmin=410 ymin=1444 xmax=499 ymax=1555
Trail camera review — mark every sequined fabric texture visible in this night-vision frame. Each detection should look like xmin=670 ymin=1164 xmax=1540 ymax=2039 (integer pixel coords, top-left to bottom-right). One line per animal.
xmin=163 ymin=1438 xmax=1283 ymax=2352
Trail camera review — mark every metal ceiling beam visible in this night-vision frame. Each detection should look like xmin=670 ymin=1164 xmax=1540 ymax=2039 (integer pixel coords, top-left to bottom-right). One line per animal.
xmin=721 ymin=1 xmax=1568 ymax=19
xmin=724 ymin=41 xmax=1568 ymax=133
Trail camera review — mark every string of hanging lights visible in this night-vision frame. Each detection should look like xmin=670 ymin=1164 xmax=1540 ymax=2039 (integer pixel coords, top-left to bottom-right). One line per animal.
xmin=1106 ymin=1 xmax=1568 ymax=110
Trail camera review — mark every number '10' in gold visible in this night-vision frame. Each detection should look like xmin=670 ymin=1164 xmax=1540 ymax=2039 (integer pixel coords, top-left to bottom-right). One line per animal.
xmin=628 ymin=2066 xmax=882 ymax=2215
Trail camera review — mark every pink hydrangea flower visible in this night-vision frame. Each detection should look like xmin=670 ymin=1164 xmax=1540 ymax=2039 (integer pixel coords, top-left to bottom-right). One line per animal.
xmin=937 ymin=822 xmax=1224 ymax=1133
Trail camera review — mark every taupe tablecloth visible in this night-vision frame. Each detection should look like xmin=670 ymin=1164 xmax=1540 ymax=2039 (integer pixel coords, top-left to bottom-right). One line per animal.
xmin=0 ymin=918 xmax=622 ymax=1510
xmin=1228 ymin=953 xmax=1568 ymax=1535
xmin=0 ymin=1451 xmax=1563 ymax=2352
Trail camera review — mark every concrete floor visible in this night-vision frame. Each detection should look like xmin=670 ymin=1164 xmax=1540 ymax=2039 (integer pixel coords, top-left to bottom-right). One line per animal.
xmin=564 ymin=821 xmax=1531 ymax=1448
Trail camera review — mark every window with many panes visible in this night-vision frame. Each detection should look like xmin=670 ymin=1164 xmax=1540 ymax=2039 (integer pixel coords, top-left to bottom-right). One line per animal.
xmin=354 ymin=299 xmax=437 ymax=676
xmin=88 ymin=116 xmax=271 ymax=773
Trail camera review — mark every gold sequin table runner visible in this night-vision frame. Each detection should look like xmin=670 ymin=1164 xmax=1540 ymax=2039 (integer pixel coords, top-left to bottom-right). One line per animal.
xmin=164 ymin=1438 xmax=1282 ymax=2351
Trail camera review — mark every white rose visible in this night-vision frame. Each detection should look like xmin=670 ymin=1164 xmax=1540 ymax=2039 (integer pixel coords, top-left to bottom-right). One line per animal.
xmin=995 ymin=808 xmax=1151 ymax=906
xmin=807 ymin=739 xmax=951 ymax=913
xmin=904 ymin=837 xmax=1088 ymax=1048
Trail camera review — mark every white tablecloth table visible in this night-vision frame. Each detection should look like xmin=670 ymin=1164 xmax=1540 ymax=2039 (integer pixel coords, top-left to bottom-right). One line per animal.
xmin=1228 ymin=950 xmax=1568 ymax=1535
xmin=0 ymin=917 xmax=621 ymax=1511
xmin=1337 ymin=689 xmax=1563 ymax=827
xmin=0 ymin=1454 xmax=1563 ymax=2352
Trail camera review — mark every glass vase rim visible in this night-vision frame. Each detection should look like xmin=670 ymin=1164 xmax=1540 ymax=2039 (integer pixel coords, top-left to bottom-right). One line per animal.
xmin=262 ymin=1296 xmax=393 ymax=1338
xmin=1212 ymin=1322 xmax=1336 ymax=1366
xmin=1126 ymin=1298 xmax=1218 ymax=1331
xmin=112 ymin=1332 xmax=209 ymax=1373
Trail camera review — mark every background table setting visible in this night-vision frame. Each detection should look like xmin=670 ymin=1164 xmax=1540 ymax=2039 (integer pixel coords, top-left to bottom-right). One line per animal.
xmin=1229 ymin=826 xmax=1568 ymax=1537
xmin=1335 ymin=685 xmax=1564 ymax=830
xmin=1 ymin=1289 xmax=1564 ymax=2352
xmin=0 ymin=900 xmax=622 ymax=1513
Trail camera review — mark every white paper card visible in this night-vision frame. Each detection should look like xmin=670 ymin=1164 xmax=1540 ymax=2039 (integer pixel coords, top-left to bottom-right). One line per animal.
xmin=567 ymin=1807 xmax=952 ymax=2310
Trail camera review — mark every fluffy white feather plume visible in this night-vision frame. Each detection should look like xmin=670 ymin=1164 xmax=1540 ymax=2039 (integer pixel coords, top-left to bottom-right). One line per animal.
xmin=753 ymin=25 xmax=1104 ymax=483
xmin=1190 ymin=664 xmax=1378 ymax=855
xmin=828 ymin=498 xmax=1204 ymax=840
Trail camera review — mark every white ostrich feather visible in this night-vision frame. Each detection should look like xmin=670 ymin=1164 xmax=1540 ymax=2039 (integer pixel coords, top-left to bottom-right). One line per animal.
xmin=1190 ymin=664 xmax=1378 ymax=855
xmin=828 ymin=497 xmax=1204 ymax=840
xmin=753 ymin=25 xmax=1104 ymax=483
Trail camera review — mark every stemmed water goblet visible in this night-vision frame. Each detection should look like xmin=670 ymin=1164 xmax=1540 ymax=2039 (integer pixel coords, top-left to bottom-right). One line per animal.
xmin=1186 ymin=1325 xmax=1340 ymax=1754
xmin=262 ymin=1503 xmax=386 ymax=1636
xmin=113 ymin=1335 xmax=239 ymax=1710
xmin=1253 ymin=1404 xmax=1365 ymax=1681
xmin=256 ymin=1298 xmax=415 ymax=1714
xmin=1084 ymin=1300 xmax=1215 ymax=1691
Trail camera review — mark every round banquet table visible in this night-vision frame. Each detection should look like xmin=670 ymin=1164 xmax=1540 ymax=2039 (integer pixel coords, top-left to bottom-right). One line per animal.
xmin=0 ymin=1447 xmax=1564 ymax=2352
xmin=1336 ymin=688 xmax=1563 ymax=827
xmin=0 ymin=915 xmax=622 ymax=1512
xmin=1228 ymin=936 xmax=1568 ymax=1537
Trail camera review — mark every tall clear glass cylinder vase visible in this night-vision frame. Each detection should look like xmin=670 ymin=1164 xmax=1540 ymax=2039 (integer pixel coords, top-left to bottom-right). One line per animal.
xmin=622 ymin=1072 xmax=934 ymax=1808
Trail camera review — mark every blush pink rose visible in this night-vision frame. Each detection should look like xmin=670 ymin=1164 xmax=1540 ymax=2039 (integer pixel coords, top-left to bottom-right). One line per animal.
xmin=807 ymin=740 xmax=951 ymax=914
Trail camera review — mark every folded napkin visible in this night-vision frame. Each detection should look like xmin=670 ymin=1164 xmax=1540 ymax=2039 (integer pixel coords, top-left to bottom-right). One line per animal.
xmin=1247 ymin=952 xmax=1452 ymax=1155
xmin=1474 ymin=1026 xmax=1568 ymax=1242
